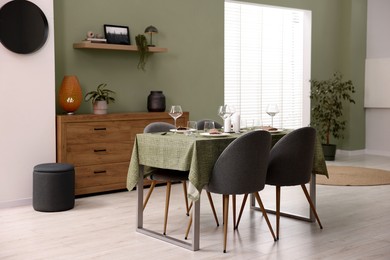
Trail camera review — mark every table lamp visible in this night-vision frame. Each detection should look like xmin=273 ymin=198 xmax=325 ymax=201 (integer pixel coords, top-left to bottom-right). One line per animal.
xmin=144 ymin=25 xmax=158 ymax=47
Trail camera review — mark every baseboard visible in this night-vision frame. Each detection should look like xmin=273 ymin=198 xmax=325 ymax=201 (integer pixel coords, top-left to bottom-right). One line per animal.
xmin=364 ymin=149 xmax=390 ymax=157
xmin=336 ymin=149 xmax=366 ymax=156
xmin=0 ymin=198 xmax=32 ymax=209
xmin=336 ymin=149 xmax=390 ymax=157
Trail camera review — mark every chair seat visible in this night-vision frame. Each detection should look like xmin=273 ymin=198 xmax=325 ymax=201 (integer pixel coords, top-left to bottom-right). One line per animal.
xmin=149 ymin=169 xmax=189 ymax=182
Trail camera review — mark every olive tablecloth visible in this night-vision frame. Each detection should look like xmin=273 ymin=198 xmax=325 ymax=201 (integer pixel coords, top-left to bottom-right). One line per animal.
xmin=126 ymin=130 xmax=328 ymax=201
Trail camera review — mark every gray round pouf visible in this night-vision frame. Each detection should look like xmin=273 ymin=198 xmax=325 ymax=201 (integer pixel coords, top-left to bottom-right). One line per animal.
xmin=33 ymin=163 xmax=75 ymax=212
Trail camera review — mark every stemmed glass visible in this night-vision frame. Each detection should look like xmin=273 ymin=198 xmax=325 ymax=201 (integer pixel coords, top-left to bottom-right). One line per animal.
xmin=169 ymin=105 xmax=183 ymax=129
xmin=266 ymin=104 xmax=279 ymax=127
xmin=218 ymin=105 xmax=235 ymax=132
xmin=218 ymin=105 xmax=235 ymax=120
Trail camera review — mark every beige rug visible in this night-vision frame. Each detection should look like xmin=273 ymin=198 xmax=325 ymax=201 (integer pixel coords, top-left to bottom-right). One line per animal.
xmin=316 ymin=166 xmax=390 ymax=186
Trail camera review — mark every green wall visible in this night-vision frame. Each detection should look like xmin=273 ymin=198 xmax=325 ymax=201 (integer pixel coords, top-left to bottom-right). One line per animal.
xmin=54 ymin=0 xmax=367 ymax=150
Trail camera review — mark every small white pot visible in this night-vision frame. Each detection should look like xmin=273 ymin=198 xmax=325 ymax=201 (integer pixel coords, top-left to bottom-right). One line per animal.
xmin=93 ymin=100 xmax=108 ymax=115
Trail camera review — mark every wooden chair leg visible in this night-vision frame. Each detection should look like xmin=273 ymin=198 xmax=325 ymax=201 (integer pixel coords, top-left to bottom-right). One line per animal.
xmin=184 ymin=213 xmax=192 ymax=240
xmin=206 ymin=191 xmax=219 ymax=226
xmin=163 ymin=181 xmax=172 ymax=235
xmin=222 ymin=195 xmax=225 ymax=225
xmin=143 ymin=180 xmax=157 ymax=210
xmin=188 ymin=200 xmax=193 ymax=213
xmin=301 ymin=184 xmax=323 ymax=229
xmin=232 ymin=195 xmax=236 ymax=230
xmin=223 ymin=195 xmax=229 ymax=253
xmin=254 ymin=192 xmax=277 ymax=241
xmin=235 ymin=193 xmax=248 ymax=229
xmin=182 ymin=181 xmax=190 ymax=216
xmin=276 ymin=186 xmax=281 ymax=240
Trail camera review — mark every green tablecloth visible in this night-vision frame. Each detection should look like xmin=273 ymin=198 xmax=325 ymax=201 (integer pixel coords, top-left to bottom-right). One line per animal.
xmin=126 ymin=130 xmax=328 ymax=201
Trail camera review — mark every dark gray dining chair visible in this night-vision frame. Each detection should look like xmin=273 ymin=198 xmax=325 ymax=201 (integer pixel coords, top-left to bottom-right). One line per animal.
xmin=185 ymin=130 xmax=276 ymax=253
xmin=265 ymin=126 xmax=323 ymax=240
xmin=143 ymin=122 xmax=190 ymax=235
xmin=196 ymin=119 xmax=222 ymax=130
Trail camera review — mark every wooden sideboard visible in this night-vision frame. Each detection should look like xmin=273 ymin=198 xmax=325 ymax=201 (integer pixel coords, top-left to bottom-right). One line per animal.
xmin=56 ymin=112 xmax=189 ymax=195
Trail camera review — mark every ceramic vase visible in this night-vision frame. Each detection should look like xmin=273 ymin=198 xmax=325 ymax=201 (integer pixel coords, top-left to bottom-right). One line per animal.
xmin=147 ymin=91 xmax=166 ymax=112
xmin=59 ymin=75 xmax=82 ymax=115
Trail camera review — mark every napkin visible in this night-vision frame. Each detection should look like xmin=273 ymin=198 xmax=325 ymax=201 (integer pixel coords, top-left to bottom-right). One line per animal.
xmin=232 ymin=113 xmax=241 ymax=133
xmin=224 ymin=117 xmax=231 ymax=133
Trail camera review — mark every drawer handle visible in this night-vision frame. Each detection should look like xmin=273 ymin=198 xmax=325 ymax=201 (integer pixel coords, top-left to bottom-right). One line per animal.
xmin=94 ymin=127 xmax=107 ymax=131
xmin=94 ymin=149 xmax=107 ymax=153
xmin=94 ymin=170 xmax=107 ymax=174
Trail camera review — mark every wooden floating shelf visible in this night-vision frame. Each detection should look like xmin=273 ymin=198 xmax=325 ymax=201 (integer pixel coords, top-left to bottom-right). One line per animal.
xmin=73 ymin=42 xmax=168 ymax=53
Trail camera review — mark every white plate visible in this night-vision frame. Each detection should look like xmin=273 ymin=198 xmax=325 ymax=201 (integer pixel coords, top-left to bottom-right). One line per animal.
xmin=169 ymin=129 xmax=188 ymax=133
xmin=267 ymin=129 xmax=283 ymax=133
xmin=200 ymin=132 xmax=231 ymax=137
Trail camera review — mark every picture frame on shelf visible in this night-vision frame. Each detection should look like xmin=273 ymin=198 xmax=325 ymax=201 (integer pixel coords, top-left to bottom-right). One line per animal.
xmin=104 ymin=24 xmax=130 ymax=45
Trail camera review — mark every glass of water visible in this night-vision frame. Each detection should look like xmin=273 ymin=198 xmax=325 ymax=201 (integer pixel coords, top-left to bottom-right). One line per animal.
xmin=185 ymin=121 xmax=198 ymax=136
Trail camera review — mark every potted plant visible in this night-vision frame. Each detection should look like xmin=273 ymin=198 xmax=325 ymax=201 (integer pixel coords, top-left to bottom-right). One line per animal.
xmin=135 ymin=34 xmax=150 ymax=71
xmin=310 ymin=72 xmax=356 ymax=161
xmin=84 ymin=83 xmax=115 ymax=114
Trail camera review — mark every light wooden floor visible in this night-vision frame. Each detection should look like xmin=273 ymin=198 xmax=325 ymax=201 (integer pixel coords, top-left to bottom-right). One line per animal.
xmin=1 ymin=154 xmax=390 ymax=259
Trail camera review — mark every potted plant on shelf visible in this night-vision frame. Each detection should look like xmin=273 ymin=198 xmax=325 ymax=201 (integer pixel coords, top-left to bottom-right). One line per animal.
xmin=310 ymin=72 xmax=356 ymax=161
xmin=135 ymin=34 xmax=150 ymax=71
xmin=84 ymin=83 xmax=115 ymax=114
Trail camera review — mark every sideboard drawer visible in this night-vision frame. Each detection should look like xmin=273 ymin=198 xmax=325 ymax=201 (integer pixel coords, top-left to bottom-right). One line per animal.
xmin=66 ymin=121 xmax=132 ymax=144
xmin=66 ymin=143 xmax=132 ymax=166
xmin=75 ymin=162 xmax=129 ymax=195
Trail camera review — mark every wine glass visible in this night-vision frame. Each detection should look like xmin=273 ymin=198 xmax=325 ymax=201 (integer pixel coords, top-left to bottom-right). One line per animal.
xmin=169 ymin=105 xmax=183 ymax=128
xmin=266 ymin=104 xmax=279 ymax=127
xmin=218 ymin=105 xmax=235 ymax=132
xmin=218 ymin=105 xmax=235 ymax=120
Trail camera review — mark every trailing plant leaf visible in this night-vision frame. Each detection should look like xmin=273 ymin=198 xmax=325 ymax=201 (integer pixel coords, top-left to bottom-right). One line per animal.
xmin=310 ymin=72 xmax=355 ymax=145
xmin=84 ymin=83 xmax=116 ymax=104
xmin=135 ymin=34 xmax=150 ymax=71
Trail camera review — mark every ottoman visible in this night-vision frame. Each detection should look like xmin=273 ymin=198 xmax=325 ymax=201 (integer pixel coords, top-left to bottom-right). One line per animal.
xmin=33 ymin=163 xmax=75 ymax=212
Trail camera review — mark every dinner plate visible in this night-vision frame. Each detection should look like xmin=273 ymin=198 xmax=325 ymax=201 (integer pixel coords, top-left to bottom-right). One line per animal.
xmin=169 ymin=129 xmax=188 ymax=133
xmin=200 ymin=132 xmax=231 ymax=137
xmin=267 ymin=129 xmax=283 ymax=133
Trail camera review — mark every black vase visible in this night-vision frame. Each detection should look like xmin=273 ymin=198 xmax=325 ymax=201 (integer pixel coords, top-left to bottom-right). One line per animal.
xmin=147 ymin=91 xmax=166 ymax=112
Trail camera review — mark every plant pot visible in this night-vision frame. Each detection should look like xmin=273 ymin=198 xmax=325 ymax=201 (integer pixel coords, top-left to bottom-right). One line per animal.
xmin=93 ymin=100 xmax=108 ymax=115
xmin=322 ymin=144 xmax=336 ymax=161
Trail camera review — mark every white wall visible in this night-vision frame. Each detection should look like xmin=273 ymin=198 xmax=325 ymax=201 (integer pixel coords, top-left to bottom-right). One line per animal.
xmin=0 ymin=0 xmax=55 ymax=207
xmin=365 ymin=0 xmax=390 ymax=156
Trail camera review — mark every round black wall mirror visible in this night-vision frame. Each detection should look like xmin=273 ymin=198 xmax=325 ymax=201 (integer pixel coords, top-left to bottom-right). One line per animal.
xmin=0 ymin=0 xmax=48 ymax=54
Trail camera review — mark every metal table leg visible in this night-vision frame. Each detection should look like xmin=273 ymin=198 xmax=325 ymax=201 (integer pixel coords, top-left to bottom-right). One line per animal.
xmin=136 ymin=166 xmax=200 ymax=250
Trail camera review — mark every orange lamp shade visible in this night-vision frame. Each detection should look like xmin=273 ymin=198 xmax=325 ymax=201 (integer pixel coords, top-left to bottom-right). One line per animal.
xmin=59 ymin=75 xmax=82 ymax=114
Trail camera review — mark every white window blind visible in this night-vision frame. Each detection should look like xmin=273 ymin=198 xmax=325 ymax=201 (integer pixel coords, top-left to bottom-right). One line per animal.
xmin=224 ymin=1 xmax=311 ymax=129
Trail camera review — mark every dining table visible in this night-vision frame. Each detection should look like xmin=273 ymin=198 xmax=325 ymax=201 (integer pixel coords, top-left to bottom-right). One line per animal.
xmin=126 ymin=129 xmax=328 ymax=251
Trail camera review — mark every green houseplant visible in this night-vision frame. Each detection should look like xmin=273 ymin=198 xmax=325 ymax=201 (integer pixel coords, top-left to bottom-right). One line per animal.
xmin=135 ymin=34 xmax=150 ymax=71
xmin=310 ymin=72 xmax=355 ymax=160
xmin=84 ymin=83 xmax=115 ymax=114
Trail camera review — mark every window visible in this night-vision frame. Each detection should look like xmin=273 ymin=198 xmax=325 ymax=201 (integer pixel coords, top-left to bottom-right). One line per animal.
xmin=224 ymin=0 xmax=312 ymax=129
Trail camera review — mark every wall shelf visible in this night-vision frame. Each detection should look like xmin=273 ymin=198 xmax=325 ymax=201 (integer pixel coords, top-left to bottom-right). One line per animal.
xmin=73 ymin=42 xmax=168 ymax=53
